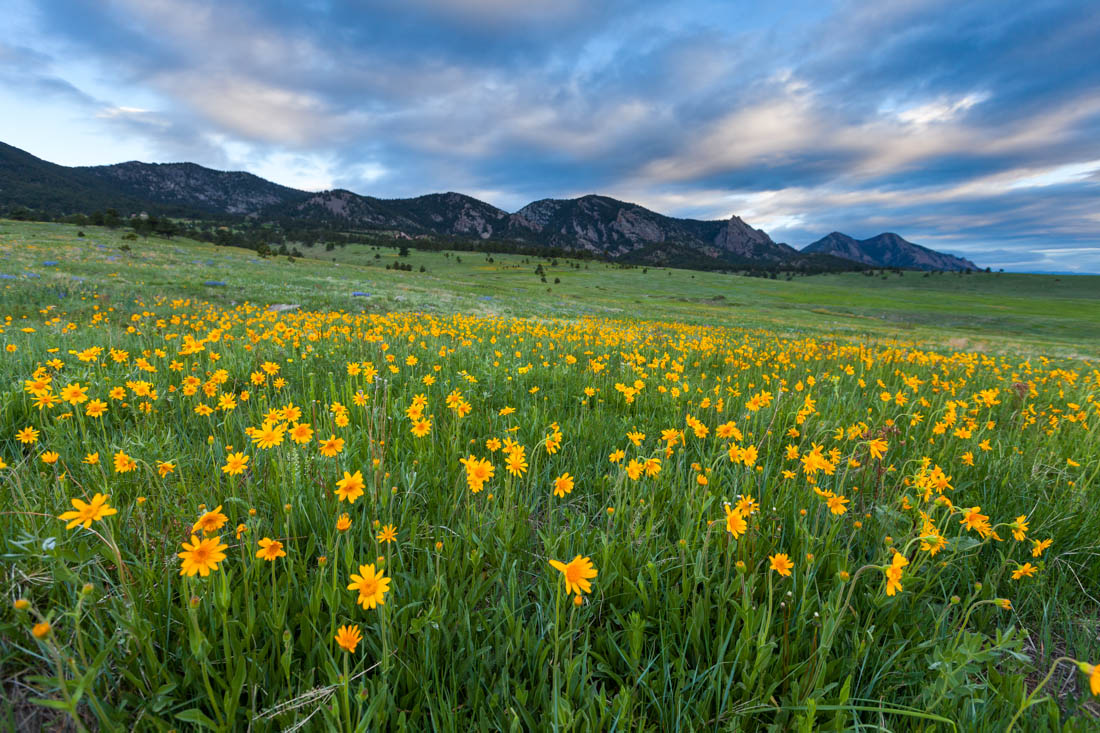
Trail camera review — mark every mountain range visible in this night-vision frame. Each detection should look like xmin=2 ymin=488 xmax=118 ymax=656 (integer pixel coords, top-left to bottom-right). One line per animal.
xmin=0 ymin=141 xmax=979 ymax=271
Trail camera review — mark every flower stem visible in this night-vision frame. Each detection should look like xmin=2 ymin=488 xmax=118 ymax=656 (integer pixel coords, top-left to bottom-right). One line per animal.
xmin=1006 ymin=655 xmax=1076 ymax=732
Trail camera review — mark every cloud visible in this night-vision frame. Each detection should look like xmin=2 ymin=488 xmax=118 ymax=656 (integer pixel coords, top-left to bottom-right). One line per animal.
xmin=149 ymin=72 xmax=341 ymax=146
xmin=890 ymin=92 xmax=990 ymax=126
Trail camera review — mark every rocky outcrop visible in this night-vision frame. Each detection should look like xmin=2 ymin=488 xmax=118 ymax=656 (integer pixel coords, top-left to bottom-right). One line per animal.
xmin=713 ymin=215 xmax=797 ymax=262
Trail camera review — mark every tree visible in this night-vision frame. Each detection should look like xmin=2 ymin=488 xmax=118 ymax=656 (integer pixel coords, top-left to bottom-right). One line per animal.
xmin=131 ymin=217 xmax=151 ymax=237
xmin=154 ymin=217 xmax=178 ymax=238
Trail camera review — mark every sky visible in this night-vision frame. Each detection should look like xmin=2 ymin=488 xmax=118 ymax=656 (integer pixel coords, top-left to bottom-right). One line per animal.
xmin=2 ymin=0 xmax=1099 ymax=272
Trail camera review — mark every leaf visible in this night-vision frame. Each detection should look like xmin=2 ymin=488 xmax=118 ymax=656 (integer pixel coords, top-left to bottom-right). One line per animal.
xmin=837 ymin=675 xmax=851 ymax=707
xmin=175 ymin=708 xmax=219 ymax=729
xmin=28 ymin=697 xmax=73 ymax=712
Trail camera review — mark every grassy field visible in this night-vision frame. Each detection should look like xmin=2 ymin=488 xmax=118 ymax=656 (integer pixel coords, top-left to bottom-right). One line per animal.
xmin=318 ymin=239 xmax=1100 ymax=353
xmin=3 ymin=220 xmax=1099 ymax=356
xmin=1 ymin=219 xmax=1099 ymax=730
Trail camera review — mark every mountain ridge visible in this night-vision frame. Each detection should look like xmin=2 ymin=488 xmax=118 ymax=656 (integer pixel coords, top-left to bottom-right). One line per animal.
xmin=0 ymin=141 xmax=978 ymax=270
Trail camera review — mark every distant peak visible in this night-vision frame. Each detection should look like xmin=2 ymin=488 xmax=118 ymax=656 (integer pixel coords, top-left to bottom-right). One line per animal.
xmin=802 ymin=230 xmax=978 ymax=270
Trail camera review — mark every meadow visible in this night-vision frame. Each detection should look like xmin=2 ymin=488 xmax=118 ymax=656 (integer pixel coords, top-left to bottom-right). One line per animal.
xmin=1 ymin=220 xmax=1098 ymax=731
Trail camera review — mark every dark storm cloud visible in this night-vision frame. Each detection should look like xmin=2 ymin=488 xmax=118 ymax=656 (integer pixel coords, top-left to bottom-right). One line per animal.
xmin=9 ymin=0 xmax=1100 ymax=270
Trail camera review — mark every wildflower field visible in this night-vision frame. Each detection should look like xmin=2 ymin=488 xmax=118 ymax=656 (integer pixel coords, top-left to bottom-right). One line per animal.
xmin=1 ymin=222 xmax=1099 ymax=731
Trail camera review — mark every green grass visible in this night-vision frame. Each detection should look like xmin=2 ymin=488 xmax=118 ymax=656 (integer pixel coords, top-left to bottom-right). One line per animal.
xmin=1 ymin=219 xmax=1098 ymax=730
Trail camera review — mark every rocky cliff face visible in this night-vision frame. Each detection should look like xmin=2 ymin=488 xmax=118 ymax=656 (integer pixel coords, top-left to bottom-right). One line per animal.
xmin=803 ymin=231 xmax=978 ymax=271
xmin=402 ymin=193 xmax=511 ymax=239
xmin=713 ymin=215 xmax=797 ymax=262
xmin=510 ymin=198 xmax=560 ymax=232
xmin=522 ymin=196 xmax=665 ymax=256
